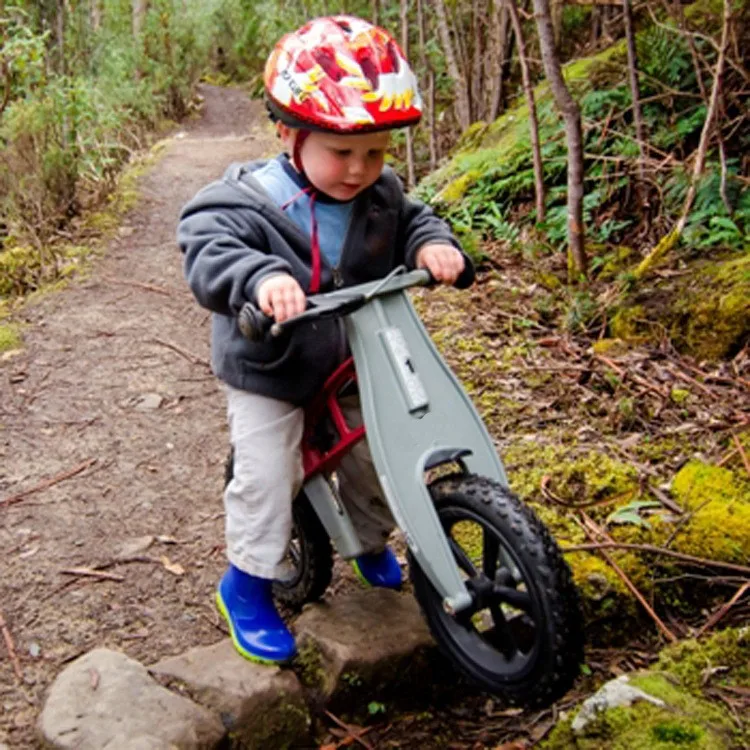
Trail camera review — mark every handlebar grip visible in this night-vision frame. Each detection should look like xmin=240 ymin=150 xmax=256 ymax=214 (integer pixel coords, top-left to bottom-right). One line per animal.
xmin=238 ymin=303 xmax=274 ymax=341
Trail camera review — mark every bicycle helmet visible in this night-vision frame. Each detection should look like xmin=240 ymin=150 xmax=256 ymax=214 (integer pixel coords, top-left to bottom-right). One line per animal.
xmin=264 ymin=15 xmax=423 ymax=133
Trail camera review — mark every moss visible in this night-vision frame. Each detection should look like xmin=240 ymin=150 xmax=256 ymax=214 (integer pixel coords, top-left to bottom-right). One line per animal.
xmin=645 ymin=461 xmax=750 ymax=564
xmin=504 ymin=441 xmax=639 ymax=506
xmin=677 ymin=256 xmax=750 ymax=361
xmin=0 ymin=323 xmax=22 ymax=353
xmin=619 ymin=253 xmax=750 ymax=362
xmin=609 ymin=305 xmax=651 ymax=343
xmin=592 ymin=338 xmax=631 ymax=356
xmin=670 ymin=388 xmax=691 ymax=405
xmin=655 ymin=628 xmax=750 ymax=694
xmin=436 ymin=170 xmax=482 ymax=204
xmin=292 ymin=639 xmax=327 ymax=693
xmin=541 ymin=672 xmax=734 ymax=750
xmin=634 ymin=228 xmax=681 ymax=280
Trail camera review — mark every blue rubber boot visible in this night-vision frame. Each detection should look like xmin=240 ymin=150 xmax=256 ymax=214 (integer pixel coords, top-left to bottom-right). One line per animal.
xmin=351 ymin=546 xmax=402 ymax=590
xmin=216 ymin=565 xmax=296 ymax=664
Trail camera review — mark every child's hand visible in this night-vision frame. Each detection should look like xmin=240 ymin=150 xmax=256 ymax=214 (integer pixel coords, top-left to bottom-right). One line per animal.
xmin=257 ymin=274 xmax=306 ymax=323
xmin=415 ymin=244 xmax=465 ymax=285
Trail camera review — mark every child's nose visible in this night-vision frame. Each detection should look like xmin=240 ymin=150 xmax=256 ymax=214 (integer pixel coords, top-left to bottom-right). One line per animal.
xmin=349 ymin=157 xmax=366 ymax=177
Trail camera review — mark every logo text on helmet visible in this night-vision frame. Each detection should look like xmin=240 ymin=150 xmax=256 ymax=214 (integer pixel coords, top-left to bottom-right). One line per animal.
xmin=280 ymin=69 xmax=307 ymax=102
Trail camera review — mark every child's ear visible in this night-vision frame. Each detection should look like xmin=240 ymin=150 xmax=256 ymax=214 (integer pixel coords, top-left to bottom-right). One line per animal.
xmin=276 ymin=123 xmax=295 ymax=149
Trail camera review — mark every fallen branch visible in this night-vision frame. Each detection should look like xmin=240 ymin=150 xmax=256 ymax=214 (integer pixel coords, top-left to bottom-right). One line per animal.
xmin=696 ymin=581 xmax=750 ymax=637
xmin=1 ymin=458 xmax=97 ymax=508
xmin=562 ymin=541 xmax=750 ymax=576
xmin=324 ymin=710 xmax=374 ymax=750
xmin=60 ymin=567 xmax=125 ymax=582
xmin=0 ymin=610 xmax=23 ymax=683
xmin=578 ymin=514 xmax=678 ymax=642
xmin=150 ymin=337 xmax=210 ymax=368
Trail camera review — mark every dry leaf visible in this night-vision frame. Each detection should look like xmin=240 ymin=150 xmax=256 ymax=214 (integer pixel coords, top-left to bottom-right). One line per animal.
xmin=89 ymin=668 xmax=100 ymax=690
xmin=160 ymin=556 xmax=184 ymax=576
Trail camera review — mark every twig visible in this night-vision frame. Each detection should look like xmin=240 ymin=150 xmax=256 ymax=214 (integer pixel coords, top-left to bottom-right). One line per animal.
xmin=732 ymin=434 xmax=750 ymax=479
xmin=562 ymin=542 xmax=750 ymax=576
xmin=666 ymin=363 xmax=720 ymax=400
xmin=100 ymin=275 xmax=176 ymax=296
xmin=696 ymin=581 xmax=750 ymax=637
xmin=1 ymin=458 xmax=97 ymax=508
xmin=60 ymin=568 xmax=125 ymax=582
xmin=323 ymin=711 xmax=374 ymax=750
xmin=541 ymin=475 xmax=636 ymax=510
xmin=0 ymin=610 xmax=23 ymax=683
xmin=579 ymin=514 xmax=678 ymax=642
xmin=149 ymin=338 xmax=210 ymax=368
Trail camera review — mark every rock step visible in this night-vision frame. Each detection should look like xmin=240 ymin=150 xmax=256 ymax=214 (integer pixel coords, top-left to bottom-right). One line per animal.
xmin=38 ymin=589 xmax=444 ymax=749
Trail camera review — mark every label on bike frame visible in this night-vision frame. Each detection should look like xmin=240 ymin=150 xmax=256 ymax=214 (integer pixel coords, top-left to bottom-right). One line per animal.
xmin=380 ymin=327 xmax=429 ymax=414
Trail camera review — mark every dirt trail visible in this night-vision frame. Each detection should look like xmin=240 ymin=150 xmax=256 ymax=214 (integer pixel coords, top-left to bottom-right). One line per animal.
xmin=0 ymin=85 xmax=282 ymax=748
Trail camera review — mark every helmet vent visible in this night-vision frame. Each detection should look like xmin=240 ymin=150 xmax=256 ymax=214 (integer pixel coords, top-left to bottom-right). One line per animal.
xmin=359 ymin=55 xmax=379 ymax=90
xmin=335 ymin=19 xmax=352 ymax=33
xmin=313 ymin=48 xmax=343 ymax=82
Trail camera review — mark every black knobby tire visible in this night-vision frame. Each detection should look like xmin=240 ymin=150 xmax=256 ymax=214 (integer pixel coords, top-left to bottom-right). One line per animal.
xmin=409 ymin=474 xmax=584 ymax=707
xmin=224 ymin=450 xmax=333 ymax=609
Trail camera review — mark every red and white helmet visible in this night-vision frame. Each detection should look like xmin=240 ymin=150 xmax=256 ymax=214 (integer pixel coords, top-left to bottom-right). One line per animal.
xmin=264 ymin=15 xmax=423 ymax=133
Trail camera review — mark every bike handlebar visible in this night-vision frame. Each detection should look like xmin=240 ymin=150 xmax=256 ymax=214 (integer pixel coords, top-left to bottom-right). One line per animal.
xmin=238 ymin=266 xmax=442 ymax=342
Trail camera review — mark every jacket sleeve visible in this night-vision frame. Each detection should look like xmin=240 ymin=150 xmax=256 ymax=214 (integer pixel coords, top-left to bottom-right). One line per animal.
xmin=385 ymin=166 xmax=470 ymax=276
xmin=177 ymin=181 xmax=292 ymax=317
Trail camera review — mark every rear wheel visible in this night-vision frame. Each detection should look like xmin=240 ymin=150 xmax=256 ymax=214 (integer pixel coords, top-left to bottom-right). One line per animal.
xmin=224 ymin=450 xmax=333 ymax=609
xmin=409 ymin=474 xmax=583 ymax=707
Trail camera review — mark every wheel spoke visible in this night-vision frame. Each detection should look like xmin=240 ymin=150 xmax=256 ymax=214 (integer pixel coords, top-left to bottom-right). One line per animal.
xmin=482 ymin=532 xmax=500 ymax=580
xmin=449 ymin=536 xmax=478 ymax=577
xmin=488 ymin=603 xmax=518 ymax=659
xmin=494 ymin=585 xmax=532 ymax=612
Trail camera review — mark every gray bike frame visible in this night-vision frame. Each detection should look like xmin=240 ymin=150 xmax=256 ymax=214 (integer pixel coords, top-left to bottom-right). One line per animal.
xmin=303 ymin=269 xmax=509 ymax=615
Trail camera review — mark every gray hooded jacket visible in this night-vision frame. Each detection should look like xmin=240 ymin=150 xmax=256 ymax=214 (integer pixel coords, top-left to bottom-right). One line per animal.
xmin=177 ymin=159 xmax=471 ymax=405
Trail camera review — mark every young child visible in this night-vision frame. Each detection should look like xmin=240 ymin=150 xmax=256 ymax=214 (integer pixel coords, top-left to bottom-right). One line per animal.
xmin=178 ymin=15 xmax=473 ymax=664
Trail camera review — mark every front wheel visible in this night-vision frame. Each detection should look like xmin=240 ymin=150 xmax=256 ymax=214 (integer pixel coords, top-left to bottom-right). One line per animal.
xmin=409 ymin=474 xmax=584 ymax=707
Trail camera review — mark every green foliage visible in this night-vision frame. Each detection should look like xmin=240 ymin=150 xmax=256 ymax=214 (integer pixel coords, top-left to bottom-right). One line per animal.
xmin=417 ymin=5 xmax=747 ymax=281
xmin=0 ymin=0 xmax=221 ymax=294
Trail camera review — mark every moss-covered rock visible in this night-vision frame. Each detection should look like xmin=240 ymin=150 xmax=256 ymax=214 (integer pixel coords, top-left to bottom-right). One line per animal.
xmin=541 ymin=663 xmax=741 ymax=750
xmin=655 ymin=628 xmax=750 ymax=694
xmin=610 ymin=253 xmax=750 ymax=361
xmin=638 ymin=461 xmax=750 ymax=564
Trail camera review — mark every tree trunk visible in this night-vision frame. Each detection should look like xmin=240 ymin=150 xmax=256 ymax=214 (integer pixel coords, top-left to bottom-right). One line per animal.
xmin=551 ymin=0 xmax=564 ymax=46
xmin=487 ymin=0 xmax=512 ymax=122
xmin=434 ymin=0 xmax=471 ymax=130
xmin=417 ymin=0 xmax=438 ymax=169
xmin=401 ymin=0 xmax=416 ymax=188
xmin=132 ymin=0 xmax=148 ymax=40
xmin=371 ymin=0 xmax=379 ymax=26
xmin=471 ymin=0 xmax=484 ymax=120
xmin=90 ymin=0 xmax=102 ymax=32
xmin=55 ymin=0 xmax=66 ymax=75
xmin=622 ymin=0 xmax=646 ymax=182
xmin=532 ymin=0 xmax=587 ymax=276
xmin=507 ymin=0 xmax=545 ymax=221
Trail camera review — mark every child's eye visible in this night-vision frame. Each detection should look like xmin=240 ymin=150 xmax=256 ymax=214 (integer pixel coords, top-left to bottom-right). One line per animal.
xmin=335 ymin=149 xmax=351 ymax=157
xmin=368 ymin=150 xmax=384 ymax=159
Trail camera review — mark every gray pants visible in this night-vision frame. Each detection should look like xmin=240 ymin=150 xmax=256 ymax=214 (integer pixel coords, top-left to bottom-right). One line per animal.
xmin=224 ymin=385 xmax=394 ymax=579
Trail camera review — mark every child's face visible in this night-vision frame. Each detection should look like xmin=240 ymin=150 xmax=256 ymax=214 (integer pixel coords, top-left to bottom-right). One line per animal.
xmin=281 ymin=126 xmax=390 ymax=201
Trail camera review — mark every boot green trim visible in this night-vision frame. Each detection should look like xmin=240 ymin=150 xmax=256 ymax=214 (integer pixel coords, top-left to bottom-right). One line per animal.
xmin=215 ymin=591 xmax=287 ymax=666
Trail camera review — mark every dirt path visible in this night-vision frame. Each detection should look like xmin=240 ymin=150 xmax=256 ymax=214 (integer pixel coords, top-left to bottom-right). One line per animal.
xmin=0 ymin=85 xmax=284 ymax=748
